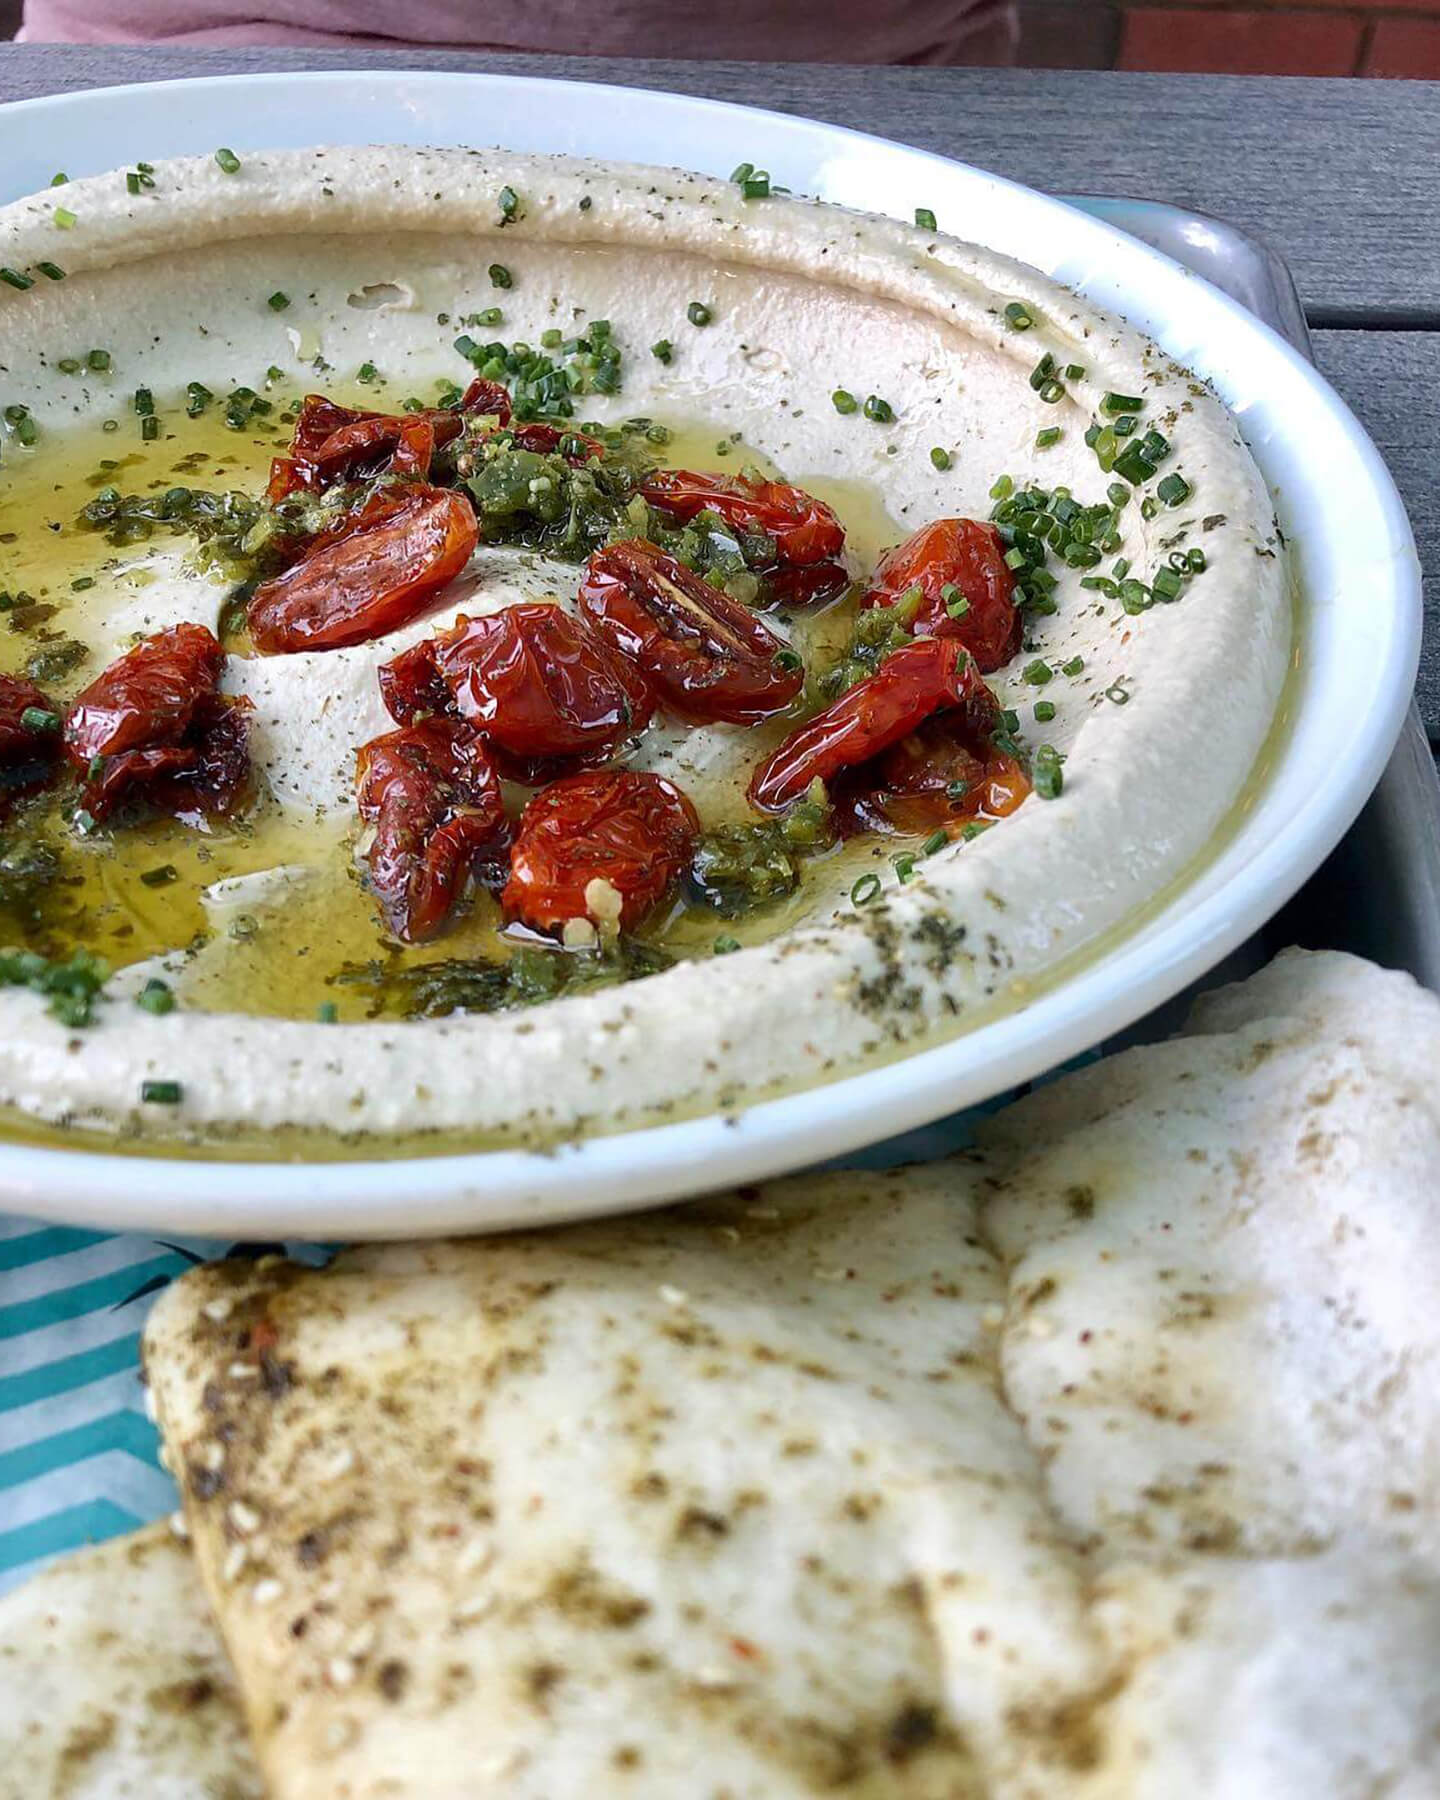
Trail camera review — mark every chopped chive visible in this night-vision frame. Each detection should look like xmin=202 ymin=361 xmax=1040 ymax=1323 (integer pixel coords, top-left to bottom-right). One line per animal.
xmin=1034 ymin=744 xmax=1064 ymax=799
xmin=1157 ymin=472 xmax=1192 ymax=506
xmin=141 ymin=415 xmax=159 ymax=442
xmin=0 ymin=267 xmax=34 ymax=291
xmin=87 ymin=348 xmax=111 ymax=372
xmin=70 ymin=575 xmax=94 ymax=591
xmin=914 ymin=206 xmax=937 ymax=231
xmin=35 ymin=261 xmax=66 ymax=281
xmin=989 ymin=473 xmax=1014 ymax=500
xmin=651 ymin=339 xmax=673 ymax=364
xmin=137 ymin=979 xmax=175 ymax=1017
xmin=1102 ymin=391 xmax=1145 ymax=414
xmin=267 ymin=290 xmax=290 ymax=312
xmin=140 ymin=1078 xmax=182 ymax=1105
xmin=862 ymin=394 xmax=894 ymax=423
xmin=57 ymin=357 xmax=81 ymax=373
xmin=488 ymin=263 xmax=512 ymax=288
xmin=1112 ymin=556 xmax=1131 ymax=578
xmin=540 ymin=327 xmax=563 ymax=349
xmin=1033 ymin=699 xmax=1057 ymax=723
xmin=1151 ymin=565 xmax=1184 ymax=601
xmin=20 ymin=706 xmax=60 ymax=734
xmin=214 ymin=147 xmax=242 ymax=174
xmin=356 ymin=360 xmax=379 ymax=384
xmin=140 ymin=864 xmax=178 ymax=887
xmin=125 ymin=171 xmax=142 ymax=196
xmin=1003 ymin=301 xmax=1034 ymax=330
xmin=832 ymin=389 xmax=858 ymax=415
xmin=921 ymin=828 xmax=950 ymax=856
xmin=1187 ymin=547 xmax=1207 ymax=573
xmin=1022 ymin=659 xmax=1053 ymax=685
xmin=930 ymin=445 xmax=952 ymax=470
xmin=773 ymin=648 xmax=804 ymax=673
xmin=740 ymin=174 xmax=771 ymax=201
xmin=687 ymin=301 xmax=712 ymax=327
xmin=1062 ymin=655 xmax=1084 ymax=676
xmin=851 ymin=872 xmax=882 ymax=906
xmin=1035 ymin=426 xmax=1061 ymax=449
xmin=50 ymin=172 xmax=68 ymax=186
xmin=1105 ymin=682 xmax=1130 ymax=705
xmin=1113 ymin=442 xmax=1156 ymax=486
xmin=1064 ymin=363 xmax=1086 ymax=381
xmin=497 ymin=185 xmax=520 ymax=221
xmin=713 ymin=935 xmax=741 ymax=955
xmin=476 ymin=307 xmax=502 ymax=327
xmin=316 ymin=1000 xmax=339 ymax=1023
xmin=729 ymin=161 xmax=754 ymax=183
xmin=53 ymin=204 xmax=78 ymax=232
xmin=942 ymin=585 xmax=970 ymax=620
xmin=133 ymin=387 xmax=154 ymax=416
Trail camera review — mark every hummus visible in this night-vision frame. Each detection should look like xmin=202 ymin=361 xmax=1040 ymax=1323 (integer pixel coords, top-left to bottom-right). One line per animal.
xmin=0 ymin=147 xmax=1290 ymax=1152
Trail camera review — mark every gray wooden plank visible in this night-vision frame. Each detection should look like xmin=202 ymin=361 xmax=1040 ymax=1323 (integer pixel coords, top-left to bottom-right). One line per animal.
xmin=1312 ymin=329 xmax=1438 ymax=740
xmin=1 ymin=45 xmax=1438 ymax=320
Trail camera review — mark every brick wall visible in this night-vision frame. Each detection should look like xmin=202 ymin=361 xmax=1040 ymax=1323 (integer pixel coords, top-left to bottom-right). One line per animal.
xmin=1019 ymin=0 xmax=1440 ymax=74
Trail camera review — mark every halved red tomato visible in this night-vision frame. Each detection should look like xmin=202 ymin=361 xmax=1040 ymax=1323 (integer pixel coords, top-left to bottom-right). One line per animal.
xmin=503 ymin=769 xmax=699 ymax=935
xmin=434 ymin=604 xmax=652 ymax=765
xmin=832 ymin=714 xmax=1030 ymax=837
xmin=641 ymin=470 xmax=844 ymax=567
xmin=747 ymin=635 xmax=989 ymax=814
xmin=579 ymin=539 xmax=803 ymax=725
xmin=0 ymin=673 xmax=61 ymax=768
xmin=248 ymin=486 xmax=478 ymax=654
xmin=356 ymin=717 xmax=509 ymax=943
xmin=63 ymin=624 xmax=251 ymax=825
xmin=861 ymin=518 xmax=1021 ymax=673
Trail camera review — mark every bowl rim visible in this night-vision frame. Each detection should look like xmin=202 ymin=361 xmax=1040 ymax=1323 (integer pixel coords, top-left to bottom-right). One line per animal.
xmin=0 ymin=68 xmax=1421 ymax=1236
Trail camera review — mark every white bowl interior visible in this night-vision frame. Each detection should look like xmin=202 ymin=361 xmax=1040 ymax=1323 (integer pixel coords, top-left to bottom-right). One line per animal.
xmin=0 ymin=72 xmax=1420 ymax=1235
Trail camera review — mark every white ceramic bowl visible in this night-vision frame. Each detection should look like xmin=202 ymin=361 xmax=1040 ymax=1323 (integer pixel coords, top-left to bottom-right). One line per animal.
xmin=0 ymin=70 xmax=1420 ymax=1237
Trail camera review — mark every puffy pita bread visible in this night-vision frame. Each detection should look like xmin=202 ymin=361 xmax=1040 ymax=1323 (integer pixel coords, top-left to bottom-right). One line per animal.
xmin=141 ymin=1165 xmax=1102 ymax=1799
xmin=0 ymin=1520 xmax=262 ymax=1800
xmin=139 ymin=948 xmax=1440 ymax=1798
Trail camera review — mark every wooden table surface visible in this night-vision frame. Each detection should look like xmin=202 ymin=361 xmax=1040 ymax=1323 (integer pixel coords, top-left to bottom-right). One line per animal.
xmin=2 ymin=45 xmax=1435 ymax=741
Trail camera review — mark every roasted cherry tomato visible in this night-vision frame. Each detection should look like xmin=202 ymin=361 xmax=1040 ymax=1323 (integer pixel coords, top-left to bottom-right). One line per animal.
xmin=311 ymin=410 xmax=459 ymax=485
xmin=267 ymin=391 xmax=486 ymax=503
xmin=431 ymin=604 xmax=652 ymax=769
xmin=641 ymin=470 xmax=845 ymax=567
xmin=64 ymin=624 xmax=250 ymax=825
xmin=248 ymin=485 xmax=478 ymax=654
xmin=861 ymin=518 xmax=1020 ymax=673
xmin=759 ymin=560 xmax=852 ymax=613
xmin=832 ymin=714 xmax=1030 ymax=837
xmin=457 ymin=378 xmax=512 ymax=425
xmin=503 ymin=769 xmax=699 ymax=935
xmin=579 ymin=539 xmax=803 ymax=726
xmin=0 ymin=673 xmax=61 ymax=769
xmin=83 ymin=697 xmax=253 ymax=829
xmin=65 ymin=623 xmax=223 ymax=765
xmin=748 ymin=635 xmax=989 ymax=814
xmin=377 ymin=639 xmax=452 ymax=727
xmin=356 ymin=717 xmax=510 ymax=943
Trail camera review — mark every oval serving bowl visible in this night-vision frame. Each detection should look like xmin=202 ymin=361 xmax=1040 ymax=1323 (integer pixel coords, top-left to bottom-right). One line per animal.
xmin=0 ymin=70 xmax=1419 ymax=1237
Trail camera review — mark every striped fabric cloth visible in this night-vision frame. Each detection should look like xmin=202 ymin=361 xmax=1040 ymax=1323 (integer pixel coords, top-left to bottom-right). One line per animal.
xmin=0 ymin=1217 xmax=327 ymax=1595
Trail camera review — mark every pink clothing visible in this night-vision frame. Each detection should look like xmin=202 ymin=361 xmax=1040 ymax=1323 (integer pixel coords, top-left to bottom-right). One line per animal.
xmin=20 ymin=0 xmax=1016 ymax=62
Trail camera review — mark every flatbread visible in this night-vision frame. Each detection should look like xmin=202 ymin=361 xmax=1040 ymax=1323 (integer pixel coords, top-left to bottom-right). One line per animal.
xmin=0 ymin=1520 xmax=262 ymax=1800
xmin=140 ymin=1166 xmax=1101 ymax=1798
xmin=137 ymin=948 xmax=1440 ymax=1797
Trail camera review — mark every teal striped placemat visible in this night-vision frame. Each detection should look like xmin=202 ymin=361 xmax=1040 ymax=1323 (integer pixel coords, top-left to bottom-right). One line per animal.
xmin=0 ymin=1218 xmax=326 ymax=1595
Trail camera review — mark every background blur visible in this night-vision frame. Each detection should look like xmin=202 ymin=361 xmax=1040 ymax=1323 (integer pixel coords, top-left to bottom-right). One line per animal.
xmin=3 ymin=0 xmax=1436 ymax=74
